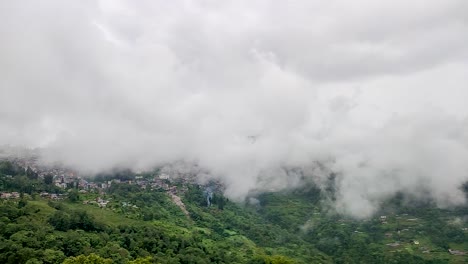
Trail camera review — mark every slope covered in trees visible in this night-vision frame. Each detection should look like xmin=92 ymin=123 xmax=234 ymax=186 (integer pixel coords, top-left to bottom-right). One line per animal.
xmin=0 ymin=161 xmax=467 ymax=263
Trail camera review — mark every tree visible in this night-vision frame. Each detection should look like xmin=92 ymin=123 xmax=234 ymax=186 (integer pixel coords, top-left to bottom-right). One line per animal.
xmin=44 ymin=174 xmax=54 ymax=185
xmin=18 ymin=199 xmax=28 ymax=208
xmin=68 ymin=190 xmax=80 ymax=203
xmin=98 ymin=242 xmax=130 ymax=263
xmin=42 ymin=249 xmax=66 ymax=264
xmin=217 ymin=196 xmax=225 ymax=210
xmin=49 ymin=211 xmax=71 ymax=231
xmin=62 ymin=232 xmax=91 ymax=257
xmin=25 ymin=258 xmax=43 ymax=264
xmin=62 ymin=253 xmax=112 ymax=264
xmin=251 ymin=255 xmax=296 ymax=264
xmin=12 ymin=175 xmax=34 ymax=194
xmin=26 ymin=166 xmax=38 ymax=180
xmin=0 ymin=161 xmax=15 ymax=175
xmin=128 ymin=257 xmax=153 ymax=264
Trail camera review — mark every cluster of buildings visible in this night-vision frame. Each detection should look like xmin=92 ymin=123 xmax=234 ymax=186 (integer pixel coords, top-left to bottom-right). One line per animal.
xmin=83 ymin=197 xmax=110 ymax=208
xmin=2 ymin=154 xmax=224 ymax=218
xmin=0 ymin=192 xmax=20 ymax=199
xmin=3 ymin=150 xmax=77 ymax=180
xmin=448 ymin=249 xmax=466 ymax=256
xmin=3 ymin=151 xmax=221 ymax=195
xmin=3 ymin=155 xmax=211 ymax=196
xmin=39 ymin=192 xmax=66 ymax=200
xmin=75 ymin=175 xmax=174 ymax=193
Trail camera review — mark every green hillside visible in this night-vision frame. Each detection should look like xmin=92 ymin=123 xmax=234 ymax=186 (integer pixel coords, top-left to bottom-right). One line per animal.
xmin=1 ymin=161 xmax=467 ymax=263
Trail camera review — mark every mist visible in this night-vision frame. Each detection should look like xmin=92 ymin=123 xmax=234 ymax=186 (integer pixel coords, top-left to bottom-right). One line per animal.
xmin=1 ymin=0 xmax=468 ymax=218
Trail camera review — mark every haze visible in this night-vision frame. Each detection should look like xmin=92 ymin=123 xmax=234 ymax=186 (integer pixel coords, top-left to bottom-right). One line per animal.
xmin=1 ymin=0 xmax=468 ymax=218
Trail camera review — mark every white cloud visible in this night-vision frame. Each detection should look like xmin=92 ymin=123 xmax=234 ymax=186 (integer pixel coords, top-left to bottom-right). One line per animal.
xmin=1 ymin=0 xmax=467 ymax=217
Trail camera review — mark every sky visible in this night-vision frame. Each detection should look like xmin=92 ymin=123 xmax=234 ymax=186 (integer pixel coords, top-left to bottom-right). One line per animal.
xmin=1 ymin=0 xmax=468 ymax=218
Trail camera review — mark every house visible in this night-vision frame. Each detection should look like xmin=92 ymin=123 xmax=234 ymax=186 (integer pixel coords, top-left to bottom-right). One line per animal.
xmin=386 ymin=242 xmax=400 ymax=247
xmin=1 ymin=192 xmax=12 ymax=199
xmin=448 ymin=249 xmax=466 ymax=256
xmin=40 ymin=192 xmax=49 ymax=197
xmin=96 ymin=197 xmax=109 ymax=208
xmin=55 ymin=182 xmax=67 ymax=189
xmin=159 ymin=173 xmax=170 ymax=180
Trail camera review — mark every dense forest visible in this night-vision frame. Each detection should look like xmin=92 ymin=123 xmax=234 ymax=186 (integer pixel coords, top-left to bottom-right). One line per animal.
xmin=0 ymin=160 xmax=467 ymax=263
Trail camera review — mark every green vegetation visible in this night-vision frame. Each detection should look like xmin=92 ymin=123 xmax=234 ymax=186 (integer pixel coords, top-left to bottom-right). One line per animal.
xmin=0 ymin=160 xmax=467 ymax=263
xmin=0 ymin=161 xmax=63 ymax=194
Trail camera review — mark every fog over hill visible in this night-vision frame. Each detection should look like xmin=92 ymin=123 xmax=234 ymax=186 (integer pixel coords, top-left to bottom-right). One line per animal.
xmin=1 ymin=0 xmax=468 ymax=217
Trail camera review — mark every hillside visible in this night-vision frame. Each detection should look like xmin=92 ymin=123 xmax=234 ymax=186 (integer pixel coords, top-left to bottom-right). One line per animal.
xmin=0 ymin=161 xmax=467 ymax=263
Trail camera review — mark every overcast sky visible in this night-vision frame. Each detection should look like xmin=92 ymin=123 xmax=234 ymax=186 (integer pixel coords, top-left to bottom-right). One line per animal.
xmin=1 ymin=0 xmax=468 ymax=217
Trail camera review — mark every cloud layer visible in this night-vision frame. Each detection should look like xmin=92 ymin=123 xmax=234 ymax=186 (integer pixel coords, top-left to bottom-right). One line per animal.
xmin=1 ymin=0 xmax=468 ymax=217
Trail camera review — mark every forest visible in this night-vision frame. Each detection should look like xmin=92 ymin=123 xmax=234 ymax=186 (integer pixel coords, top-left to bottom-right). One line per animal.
xmin=0 ymin=160 xmax=467 ymax=264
